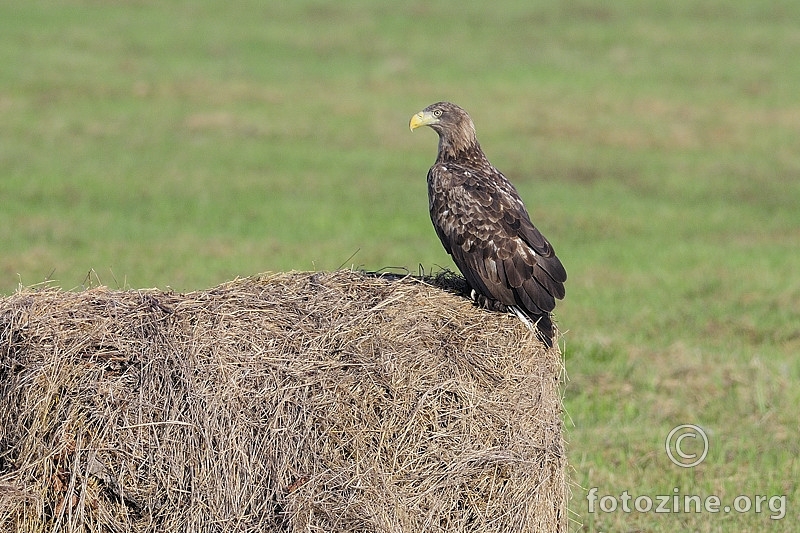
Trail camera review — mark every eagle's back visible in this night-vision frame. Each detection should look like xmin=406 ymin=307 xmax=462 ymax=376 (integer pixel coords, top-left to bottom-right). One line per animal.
xmin=427 ymin=157 xmax=566 ymax=345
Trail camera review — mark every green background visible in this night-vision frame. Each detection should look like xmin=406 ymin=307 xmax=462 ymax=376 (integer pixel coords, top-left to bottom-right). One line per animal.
xmin=1 ymin=1 xmax=798 ymax=530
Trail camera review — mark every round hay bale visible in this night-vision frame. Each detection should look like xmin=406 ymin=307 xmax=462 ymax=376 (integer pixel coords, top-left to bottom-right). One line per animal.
xmin=0 ymin=270 xmax=566 ymax=532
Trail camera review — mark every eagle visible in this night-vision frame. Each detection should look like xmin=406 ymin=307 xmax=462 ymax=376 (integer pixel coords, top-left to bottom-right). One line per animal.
xmin=409 ymin=101 xmax=566 ymax=347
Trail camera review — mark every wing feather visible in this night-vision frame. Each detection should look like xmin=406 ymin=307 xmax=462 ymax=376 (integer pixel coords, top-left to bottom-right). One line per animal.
xmin=502 ymin=256 xmax=524 ymax=289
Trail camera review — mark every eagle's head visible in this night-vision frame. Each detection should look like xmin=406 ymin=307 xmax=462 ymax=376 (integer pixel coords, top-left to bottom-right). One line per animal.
xmin=410 ymin=101 xmax=479 ymax=160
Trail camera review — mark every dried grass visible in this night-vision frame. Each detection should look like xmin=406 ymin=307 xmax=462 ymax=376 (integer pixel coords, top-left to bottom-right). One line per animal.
xmin=0 ymin=270 xmax=566 ymax=532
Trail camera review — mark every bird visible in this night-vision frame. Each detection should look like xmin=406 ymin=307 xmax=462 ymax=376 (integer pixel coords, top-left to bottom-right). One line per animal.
xmin=409 ymin=101 xmax=566 ymax=347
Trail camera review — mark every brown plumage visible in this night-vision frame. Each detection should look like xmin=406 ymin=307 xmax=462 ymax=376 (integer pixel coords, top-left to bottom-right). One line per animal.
xmin=410 ymin=102 xmax=566 ymax=346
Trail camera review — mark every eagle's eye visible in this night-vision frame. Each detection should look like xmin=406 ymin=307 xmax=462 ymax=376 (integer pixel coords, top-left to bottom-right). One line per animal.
xmin=433 ymin=109 xmax=442 ymax=117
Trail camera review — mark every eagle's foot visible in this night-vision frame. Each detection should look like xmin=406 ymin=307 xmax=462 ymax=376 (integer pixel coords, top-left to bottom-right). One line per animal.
xmin=469 ymin=289 xmax=509 ymax=313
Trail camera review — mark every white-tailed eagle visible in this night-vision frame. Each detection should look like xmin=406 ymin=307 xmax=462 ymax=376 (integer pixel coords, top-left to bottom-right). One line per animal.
xmin=410 ymin=101 xmax=566 ymax=346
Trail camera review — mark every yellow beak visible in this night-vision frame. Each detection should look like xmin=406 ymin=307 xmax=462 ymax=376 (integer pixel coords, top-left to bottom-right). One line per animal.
xmin=409 ymin=110 xmax=438 ymax=131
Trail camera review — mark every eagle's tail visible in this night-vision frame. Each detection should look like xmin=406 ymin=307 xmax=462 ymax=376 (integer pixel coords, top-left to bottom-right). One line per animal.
xmin=469 ymin=290 xmax=555 ymax=347
xmin=509 ymin=305 xmax=554 ymax=348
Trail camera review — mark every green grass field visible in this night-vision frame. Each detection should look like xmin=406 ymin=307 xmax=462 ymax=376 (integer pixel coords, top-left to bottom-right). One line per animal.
xmin=2 ymin=1 xmax=798 ymax=530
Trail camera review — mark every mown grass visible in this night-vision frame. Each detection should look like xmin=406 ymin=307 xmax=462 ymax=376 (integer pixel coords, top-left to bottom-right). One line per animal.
xmin=1 ymin=1 xmax=798 ymax=530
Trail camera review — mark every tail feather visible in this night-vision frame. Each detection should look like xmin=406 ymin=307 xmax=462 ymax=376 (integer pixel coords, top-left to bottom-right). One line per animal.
xmin=510 ymin=305 xmax=554 ymax=348
xmin=471 ymin=291 xmax=556 ymax=348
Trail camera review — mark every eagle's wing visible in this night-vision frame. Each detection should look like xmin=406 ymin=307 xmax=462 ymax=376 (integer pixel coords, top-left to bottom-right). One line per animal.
xmin=428 ymin=163 xmax=566 ymax=318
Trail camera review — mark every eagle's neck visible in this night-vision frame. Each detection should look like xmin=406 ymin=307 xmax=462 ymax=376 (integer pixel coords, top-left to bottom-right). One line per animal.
xmin=436 ymin=121 xmax=483 ymax=163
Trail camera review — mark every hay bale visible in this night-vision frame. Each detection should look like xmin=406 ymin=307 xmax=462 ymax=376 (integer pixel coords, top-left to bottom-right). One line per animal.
xmin=0 ymin=270 xmax=566 ymax=532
